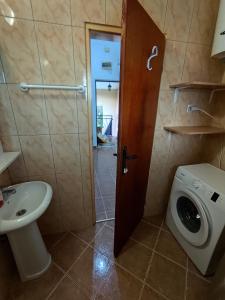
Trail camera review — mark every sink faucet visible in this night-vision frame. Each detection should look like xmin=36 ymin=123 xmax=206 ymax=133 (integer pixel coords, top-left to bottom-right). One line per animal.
xmin=0 ymin=187 xmax=16 ymax=202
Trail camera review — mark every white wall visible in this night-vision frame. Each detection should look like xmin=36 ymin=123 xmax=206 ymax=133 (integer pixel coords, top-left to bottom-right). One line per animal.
xmin=90 ymin=38 xmax=121 ymax=146
xmin=96 ymin=89 xmax=119 ymax=137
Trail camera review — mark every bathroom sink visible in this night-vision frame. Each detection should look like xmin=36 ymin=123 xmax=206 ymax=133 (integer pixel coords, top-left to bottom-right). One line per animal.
xmin=0 ymin=181 xmax=52 ymax=233
xmin=0 ymin=181 xmax=53 ymax=281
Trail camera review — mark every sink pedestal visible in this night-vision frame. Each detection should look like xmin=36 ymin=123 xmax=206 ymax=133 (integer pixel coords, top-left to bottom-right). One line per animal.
xmin=7 ymin=221 xmax=51 ymax=281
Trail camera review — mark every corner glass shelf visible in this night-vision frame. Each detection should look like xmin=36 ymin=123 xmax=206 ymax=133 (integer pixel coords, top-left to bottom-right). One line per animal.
xmin=164 ymin=126 xmax=225 ymax=135
xmin=0 ymin=152 xmax=20 ymax=174
xmin=170 ymin=81 xmax=225 ymax=90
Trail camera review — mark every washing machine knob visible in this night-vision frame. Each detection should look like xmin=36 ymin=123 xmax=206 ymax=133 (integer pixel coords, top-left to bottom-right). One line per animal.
xmin=192 ymin=180 xmax=201 ymax=189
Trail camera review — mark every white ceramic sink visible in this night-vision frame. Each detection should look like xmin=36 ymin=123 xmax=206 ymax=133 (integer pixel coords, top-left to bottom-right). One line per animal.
xmin=0 ymin=181 xmax=53 ymax=281
xmin=0 ymin=181 xmax=52 ymax=233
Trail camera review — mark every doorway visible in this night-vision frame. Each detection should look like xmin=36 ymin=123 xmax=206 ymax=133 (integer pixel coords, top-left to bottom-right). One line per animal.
xmin=86 ymin=0 xmax=165 ymax=255
xmin=86 ymin=24 xmax=121 ymax=223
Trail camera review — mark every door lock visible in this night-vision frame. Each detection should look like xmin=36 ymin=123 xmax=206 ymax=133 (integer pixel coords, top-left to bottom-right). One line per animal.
xmin=122 ymin=146 xmax=137 ymax=175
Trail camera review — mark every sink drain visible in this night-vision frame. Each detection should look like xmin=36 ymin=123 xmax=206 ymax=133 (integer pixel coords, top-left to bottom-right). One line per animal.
xmin=16 ymin=209 xmax=27 ymax=216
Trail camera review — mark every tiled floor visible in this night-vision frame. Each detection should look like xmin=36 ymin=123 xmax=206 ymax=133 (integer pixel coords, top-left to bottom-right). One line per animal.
xmin=6 ymin=216 xmax=213 ymax=300
xmin=93 ymin=146 xmax=117 ymax=221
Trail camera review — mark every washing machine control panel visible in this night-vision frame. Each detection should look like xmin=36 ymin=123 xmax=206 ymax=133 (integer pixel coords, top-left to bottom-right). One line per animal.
xmin=175 ymin=166 xmax=225 ymax=210
xmin=192 ymin=179 xmax=202 ymax=190
xmin=211 ymin=192 xmax=220 ymax=202
xmin=192 ymin=181 xmax=221 ymax=203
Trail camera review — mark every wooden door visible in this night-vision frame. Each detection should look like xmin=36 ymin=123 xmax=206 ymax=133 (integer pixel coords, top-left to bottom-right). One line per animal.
xmin=114 ymin=0 xmax=165 ymax=256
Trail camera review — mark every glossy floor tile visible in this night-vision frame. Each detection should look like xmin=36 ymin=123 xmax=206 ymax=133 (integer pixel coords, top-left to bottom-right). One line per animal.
xmin=116 ymin=239 xmax=152 ymax=280
xmin=155 ymin=229 xmax=187 ymax=267
xmin=95 ymin=264 xmax=142 ymax=300
xmin=5 ymin=218 xmax=213 ymax=300
xmin=93 ymin=147 xmax=117 ymax=221
xmin=68 ymin=247 xmax=112 ymax=297
xmin=146 ymin=252 xmax=186 ymax=300
xmin=51 ymin=232 xmax=86 ymax=271
xmin=48 ymin=276 xmax=89 ymax=300
xmin=8 ymin=264 xmax=64 ymax=300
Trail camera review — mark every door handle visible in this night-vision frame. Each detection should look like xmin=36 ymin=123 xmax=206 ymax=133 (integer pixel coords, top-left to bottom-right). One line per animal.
xmin=147 ymin=45 xmax=158 ymax=71
xmin=122 ymin=146 xmax=137 ymax=175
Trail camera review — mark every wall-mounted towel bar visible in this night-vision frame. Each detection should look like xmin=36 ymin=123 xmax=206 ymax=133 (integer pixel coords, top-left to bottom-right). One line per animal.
xmin=19 ymin=82 xmax=85 ymax=93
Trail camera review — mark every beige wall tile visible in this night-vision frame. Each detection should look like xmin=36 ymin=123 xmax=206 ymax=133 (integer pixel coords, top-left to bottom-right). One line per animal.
xmin=182 ymin=44 xmax=212 ymax=82
xmin=76 ymin=92 xmax=88 ymax=133
xmin=0 ymin=59 xmax=5 ymax=84
xmin=208 ymin=92 xmax=225 ymax=128
xmin=167 ymin=135 xmax=203 ymax=169
xmin=38 ymin=197 xmax=62 ymax=234
xmin=79 ymin=133 xmax=93 ymax=220
xmin=79 ymin=133 xmax=91 ymax=178
xmin=29 ymin=172 xmax=63 ymax=233
xmin=155 ymin=90 xmax=176 ymax=130
xmin=174 ymin=90 xmax=211 ymax=126
xmin=106 ymin=0 xmax=122 ymax=26
xmin=0 ymin=84 xmax=17 ymax=135
xmin=56 ymin=172 xmax=89 ymax=231
xmin=0 ymin=169 xmax=11 ymax=187
xmin=45 ymin=90 xmax=78 ymax=134
xmin=51 ymin=134 xmax=81 ymax=173
xmin=145 ymin=164 xmax=171 ymax=216
xmin=160 ymin=40 xmax=186 ymax=90
xmin=8 ymin=84 xmax=49 ymax=135
xmin=219 ymin=140 xmax=225 ymax=171
xmin=0 ymin=135 xmax=27 ymax=179
xmin=0 ymin=0 xmax=32 ymax=19
xmin=73 ymin=27 xmax=86 ymax=84
xmin=145 ymin=129 xmax=171 ymax=215
xmin=150 ymin=129 xmax=171 ymax=168
xmin=36 ymin=22 xmax=75 ymax=84
xmin=20 ymin=135 xmax=54 ymax=176
xmin=188 ymin=0 xmax=219 ymax=46
xmin=31 ymin=0 xmax=71 ymax=25
xmin=10 ymin=176 xmax=29 ymax=185
xmin=138 ymin=0 xmax=167 ymax=30
xmin=203 ymin=136 xmax=223 ymax=169
xmin=164 ymin=0 xmax=194 ymax=42
xmin=208 ymin=56 xmax=224 ymax=83
xmin=71 ymin=0 xmax=105 ymax=27
xmin=0 ymin=17 xmax=41 ymax=83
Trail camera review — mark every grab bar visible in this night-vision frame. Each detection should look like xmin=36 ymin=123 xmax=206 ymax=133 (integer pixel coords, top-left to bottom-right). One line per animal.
xmin=19 ymin=82 xmax=85 ymax=93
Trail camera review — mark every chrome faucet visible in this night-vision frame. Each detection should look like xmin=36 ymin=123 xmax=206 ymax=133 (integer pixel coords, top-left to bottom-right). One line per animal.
xmin=0 ymin=187 xmax=16 ymax=201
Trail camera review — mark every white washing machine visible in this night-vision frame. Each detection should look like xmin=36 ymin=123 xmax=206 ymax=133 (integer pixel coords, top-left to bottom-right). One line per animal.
xmin=166 ymin=163 xmax=225 ymax=276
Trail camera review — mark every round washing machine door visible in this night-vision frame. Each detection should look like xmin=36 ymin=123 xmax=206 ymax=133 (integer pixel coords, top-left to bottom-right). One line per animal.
xmin=170 ymin=189 xmax=210 ymax=247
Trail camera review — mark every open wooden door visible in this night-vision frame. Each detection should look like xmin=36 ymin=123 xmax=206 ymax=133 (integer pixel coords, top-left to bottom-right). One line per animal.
xmin=114 ymin=0 xmax=165 ymax=256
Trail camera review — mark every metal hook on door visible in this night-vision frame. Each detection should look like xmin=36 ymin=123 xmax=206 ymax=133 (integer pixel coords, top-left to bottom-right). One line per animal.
xmin=147 ymin=45 xmax=158 ymax=71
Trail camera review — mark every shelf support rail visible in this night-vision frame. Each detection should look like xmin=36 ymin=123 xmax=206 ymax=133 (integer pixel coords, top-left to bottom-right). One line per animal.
xmin=173 ymin=87 xmax=225 ymax=104
xmin=173 ymin=87 xmax=190 ymax=103
xmin=18 ymin=82 xmax=85 ymax=93
xmin=209 ymin=88 xmax=225 ymax=103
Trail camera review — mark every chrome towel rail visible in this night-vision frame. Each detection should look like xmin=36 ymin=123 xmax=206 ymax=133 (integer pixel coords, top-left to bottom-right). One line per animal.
xmin=19 ymin=82 xmax=85 ymax=93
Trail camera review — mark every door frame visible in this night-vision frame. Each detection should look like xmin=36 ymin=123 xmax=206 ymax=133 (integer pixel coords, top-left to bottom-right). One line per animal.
xmin=85 ymin=23 xmax=122 ymax=224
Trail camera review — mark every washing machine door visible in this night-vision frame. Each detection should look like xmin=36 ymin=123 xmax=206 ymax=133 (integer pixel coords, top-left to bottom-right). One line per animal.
xmin=170 ymin=189 xmax=209 ymax=247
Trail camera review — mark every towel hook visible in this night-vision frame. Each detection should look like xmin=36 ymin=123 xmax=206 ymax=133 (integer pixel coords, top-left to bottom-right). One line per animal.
xmin=147 ymin=45 xmax=158 ymax=71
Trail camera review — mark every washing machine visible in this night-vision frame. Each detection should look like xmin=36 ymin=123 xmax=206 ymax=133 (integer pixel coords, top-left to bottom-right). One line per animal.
xmin=166 ymin=163 xmax=225 ymax=276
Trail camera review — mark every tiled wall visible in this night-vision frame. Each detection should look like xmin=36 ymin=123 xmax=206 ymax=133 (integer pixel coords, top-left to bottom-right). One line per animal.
xmin=141 ymin=0 xmax=225 ymax=216
xmin=0 ymin=0 xmax=122 ymax=234
xmin=0 ymin=0 xmax=224 ymax=233
xmin=202 ymin=89 xmax=225 ymax=171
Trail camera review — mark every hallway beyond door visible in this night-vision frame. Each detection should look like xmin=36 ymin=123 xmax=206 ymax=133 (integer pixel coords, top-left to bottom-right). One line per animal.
xmin=94 ymin=147 xmax=117 ymax=221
